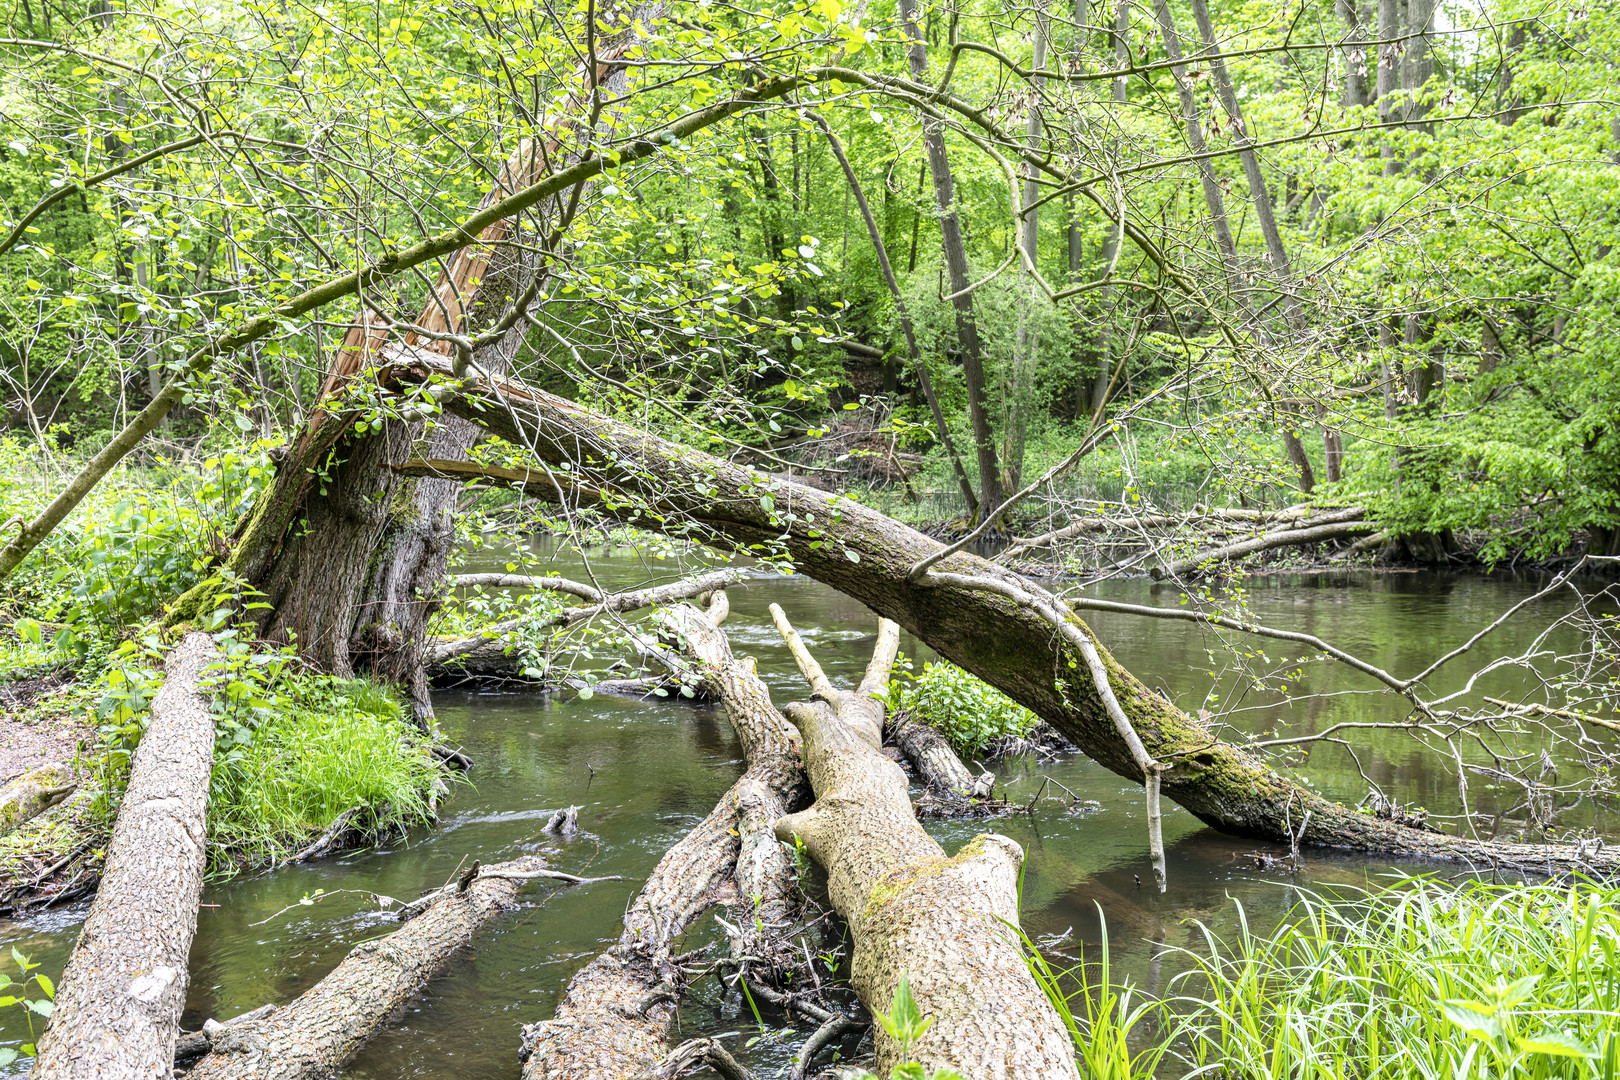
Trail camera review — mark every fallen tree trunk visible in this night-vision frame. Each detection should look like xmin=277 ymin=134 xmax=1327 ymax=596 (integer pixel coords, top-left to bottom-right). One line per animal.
xmin=0 ymin=761 xmax=78 ymax=837
xmin=1154 ymin=509 xmax=1373 ymax=578
xmin=32 ymin=633 xmax=219 ymax=1080
xmin=768 ymin=610 xmax=1079 ymax=1078
xmin=520 ymin=592 xmax=808 ymax=1079
xmin=185 ymin=855 xmax=571 ymax=1080
xmin=886 ymin=712 xmax=991 ymax=800
xmin=427 ymin=567 xmax=744 ymax=678
xmin=392 ymin=363 xmax=1620 ymax=872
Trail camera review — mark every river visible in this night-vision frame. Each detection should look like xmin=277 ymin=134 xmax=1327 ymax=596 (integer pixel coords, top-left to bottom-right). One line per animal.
xmin=2 ymin=556 xmax=1610 ymax=1076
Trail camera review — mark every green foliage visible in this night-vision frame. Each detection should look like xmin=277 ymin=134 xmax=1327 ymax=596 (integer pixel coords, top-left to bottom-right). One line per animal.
xmin=884 ymin=660 xmax=1037 ymax=756
xmin=0 ymin=948 xmax=54 ymax=1067
xmin=1166 ymin=878 xmax=1620 ymax=1079
xmin=846 ymin=973 xmax=968 ymax=1080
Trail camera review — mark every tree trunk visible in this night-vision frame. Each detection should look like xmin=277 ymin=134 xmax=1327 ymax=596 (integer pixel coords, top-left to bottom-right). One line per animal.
xmin=203 ymin=11 xmax=660 ymax=719
xmin=773 ymin=687 xmax=1078 ymax=1077
xmin=1153 ymin=511 xmax=1374 ymax=578
xmin=185 ymin=856 xmax=557 ymax=1080
xmin=31 ymin=633 xmax=218 ymax=1080
xmin=1091 ymin=0 xmax=1133 ymax=413
xmin=1003 ymin=5 xmax=1048 ymax=495
xmin=403 ymin=365 xmax=1620 ymax=872
xmin=887 ymin=711 xmax=987 ymax=799
xmin=520 ymin=595 xmax=808 ymax=1079
xmin=897 ymin=0 xmax=1005 ymax=519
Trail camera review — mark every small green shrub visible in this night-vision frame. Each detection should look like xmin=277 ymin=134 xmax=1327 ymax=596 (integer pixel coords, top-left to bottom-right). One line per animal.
xmin=884 ymin=661 xmax=1037 ymax=756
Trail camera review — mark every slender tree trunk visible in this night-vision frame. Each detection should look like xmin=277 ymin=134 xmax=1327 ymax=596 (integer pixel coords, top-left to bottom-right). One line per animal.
xmin=1003 ymin=5 xmax=1048 ymax=495
xmin=1377 ymin=0 xmax=1401 ymax=175
xmin=897 ymin=0 xmax=1005 ymax=520
xmin=31 ymin=634 xmax=218 ymax=1080
xmin=1337 ymin=0 xmax=1370 ymax=108
xmin=1091 ymin=0 xmax=1132 ymax=413
xmin=810 ymin=113 xmax=979 ymax=518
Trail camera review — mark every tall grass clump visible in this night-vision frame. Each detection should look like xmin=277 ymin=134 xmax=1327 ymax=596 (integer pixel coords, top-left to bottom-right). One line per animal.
xmin=1168 ymin=878 xmax=1620 ymax=1079
xmin=1016 ymin=879 xmax=1620 ymax=1079
xmin=206 ymin=675 xmax=443 ymax=871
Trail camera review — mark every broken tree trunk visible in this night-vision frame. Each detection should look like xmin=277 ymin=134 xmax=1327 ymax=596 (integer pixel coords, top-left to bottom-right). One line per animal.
xmin=886 ymin=712 xmax=991 ymax=800
xmin=520 ymin=592 xmax=807 ymax=1079
xmin=185 ymin=856 xmax=562 ymax=1080
xmin=399 ymin=363 xmax=1620 ymax=872
xmin=0 ymin=762 xmax=78 ymax=838
xmin=31 ymin=633 xmax=219 ymax=1080
xmin=1154 ymin=511 xmax=1374 ymax=578
xmin=768 ymin=609 xmax=1078 ymax=1079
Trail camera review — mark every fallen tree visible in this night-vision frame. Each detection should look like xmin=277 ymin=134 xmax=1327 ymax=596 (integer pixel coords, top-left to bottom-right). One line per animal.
xmin=767 ymin=607 xmax=1080 ymax=1078
xmin=185 ymin=855 xmax=595 ymax=1080
xmin=1154 ymin=507 xmax=1374 ymax=578
xmin=390 ymin=362 xmax=1620 ymax=873
xmin=520 ymin=591 xmax=810 ymax=1079
xmin=32 ymin=633 xmax=219 ymax=1080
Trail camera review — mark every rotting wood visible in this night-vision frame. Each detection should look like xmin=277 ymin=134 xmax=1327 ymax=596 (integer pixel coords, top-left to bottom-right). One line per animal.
xmin=0 ymin=761 xmax=77 ymax=838
xmin=519 ymin=591 xmax=808 ymax=1079
xmin=392 ymin=363 xmax=1620 ymax=873
xmin=31 ymin=633 xmax=219 ymax=1080
xmin=185 ymin=855 xmax=579 ymax=1080
xmin=768 ymin=607 xmax=1080 ymax=1079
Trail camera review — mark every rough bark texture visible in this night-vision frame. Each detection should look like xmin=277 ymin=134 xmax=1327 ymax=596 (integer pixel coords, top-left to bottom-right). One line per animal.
xmin=0 ymin=761 xmax=78 ymax=837
xmin=399 ymin=364 xmax=1620 ymax=872
xmin=520 ymin=595 xmax=806 ymax=1079
xmin=774 ymin=694 xmax=1079 ymax=1079
xmin=31 ymin=633 xmax=218 ymax=1080
xmin=185 ymin=856 xmax=548 ymax=1080
xmin=886 ymin=711 xmax=984 ymax=799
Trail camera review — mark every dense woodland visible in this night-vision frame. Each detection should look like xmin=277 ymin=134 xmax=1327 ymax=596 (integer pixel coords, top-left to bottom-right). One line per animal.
xmin=0 ymin=0 xmax=1618 ymax=1076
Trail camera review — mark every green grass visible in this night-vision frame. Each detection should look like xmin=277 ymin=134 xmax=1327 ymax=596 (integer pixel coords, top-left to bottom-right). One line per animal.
xmin=206 ymin=676 xmax=444 ymax=871
xmin=1024 ymin=877 xmax=1620 ymax=1079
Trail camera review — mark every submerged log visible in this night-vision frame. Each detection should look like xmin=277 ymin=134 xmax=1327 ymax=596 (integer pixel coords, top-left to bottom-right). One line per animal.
xmin=886 ymin=711 xmax=991 ymax=800
xmin=32 ymin=633 xmax=219 ymax=1080
xmin=520 ymin=592 xmax=806 ymax=1079
xmin=395 ymin=364 xmax=1620 ymax=872
xmin=768 ymin=610 xmax=1078 ymax=1078
xmin=186 ymin=855 xmax=565 ymax=1080
xmin=0 ymin=761 xmax=78 ymax=837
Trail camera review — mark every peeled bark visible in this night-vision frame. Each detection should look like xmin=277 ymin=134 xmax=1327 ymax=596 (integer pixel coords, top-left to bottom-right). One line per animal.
xmin=520 ymin=595 xmax=806 ymax=1079
xmin=399 ymin=363 xmax=1620 ymax=872
xmin=185 ymin=856 xmax=553 ymax=1080
xmin=774 ymin=694 xmax=1078 ymax=1078
xmin=31 ymin=633 xmax=218 ymax=1080
xmin=0 ymin=761 xmax=77 ymax=838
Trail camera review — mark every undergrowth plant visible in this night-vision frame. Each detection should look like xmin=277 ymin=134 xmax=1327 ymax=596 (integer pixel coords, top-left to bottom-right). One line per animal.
xmin=883 ymin=659 xmax=1037 ymax=756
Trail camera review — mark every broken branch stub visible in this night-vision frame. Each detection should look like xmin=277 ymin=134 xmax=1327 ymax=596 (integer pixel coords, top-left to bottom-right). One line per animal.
xmin=767 ymin=612 xmax=1077 ymax=1078
xmin=31 ymin=633 xmax=219 ymax=1080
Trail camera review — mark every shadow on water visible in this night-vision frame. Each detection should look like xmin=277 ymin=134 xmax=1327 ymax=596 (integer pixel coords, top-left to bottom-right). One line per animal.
xmin=2 ymin=551 xmax=1611 ymax=1076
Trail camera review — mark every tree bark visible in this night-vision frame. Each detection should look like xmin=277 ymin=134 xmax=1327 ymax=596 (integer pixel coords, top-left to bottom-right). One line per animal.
xmin=31 ymin=633 xmax=218 ymax=1080
xmin=1153 ymin=511 xmax=1375 ymax=578
xmin=772 ymin=675 xmax=1078 ymax=1077
xmin=886 ymin=711 xmax=988 ymax=799
xmin=0 ymin=762 xmax=78 ymax=838
xmin=519 ymin=595 xmax=807 ymax=1079
xmin=897 ymin=0 xmax=1005 ymax=519
xmin=184 ymin=856 xmax=556 ymax=1080
xmin=398 ymin=364 xmax=1620 ymax=872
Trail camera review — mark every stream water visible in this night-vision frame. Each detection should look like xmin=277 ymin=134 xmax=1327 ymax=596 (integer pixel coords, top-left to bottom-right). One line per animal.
xmin=2 ymin=557 xmax=1613 ymax=1077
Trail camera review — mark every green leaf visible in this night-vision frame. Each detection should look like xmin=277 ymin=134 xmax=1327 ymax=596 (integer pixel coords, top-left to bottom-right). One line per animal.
xmin=0 ymin=1048 xmax=18 ymax=1067
xmin=1439 ymin=999 xmax=1501 ymax=1042
xmin=27 ymin=999 xmax=52 ymax=1017
xmin=577 ymin=687 xmax=594 ymax=700
xmin=34 ymin=973 xmax=52 ymax=999
xmin=1515 ymin=1032 xmax=1599 ymax=1059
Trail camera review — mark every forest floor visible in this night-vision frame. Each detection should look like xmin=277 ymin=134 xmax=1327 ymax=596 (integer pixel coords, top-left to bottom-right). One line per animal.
xmin=0 ymin=673 xmax=86 ymax=784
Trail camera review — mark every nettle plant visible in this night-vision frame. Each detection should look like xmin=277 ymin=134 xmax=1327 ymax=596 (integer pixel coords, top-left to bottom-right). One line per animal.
xmin=884 ymin=658 xmax=1038 ymax=756
xmin=0 ymin=948 xmax=54 ymax=1067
